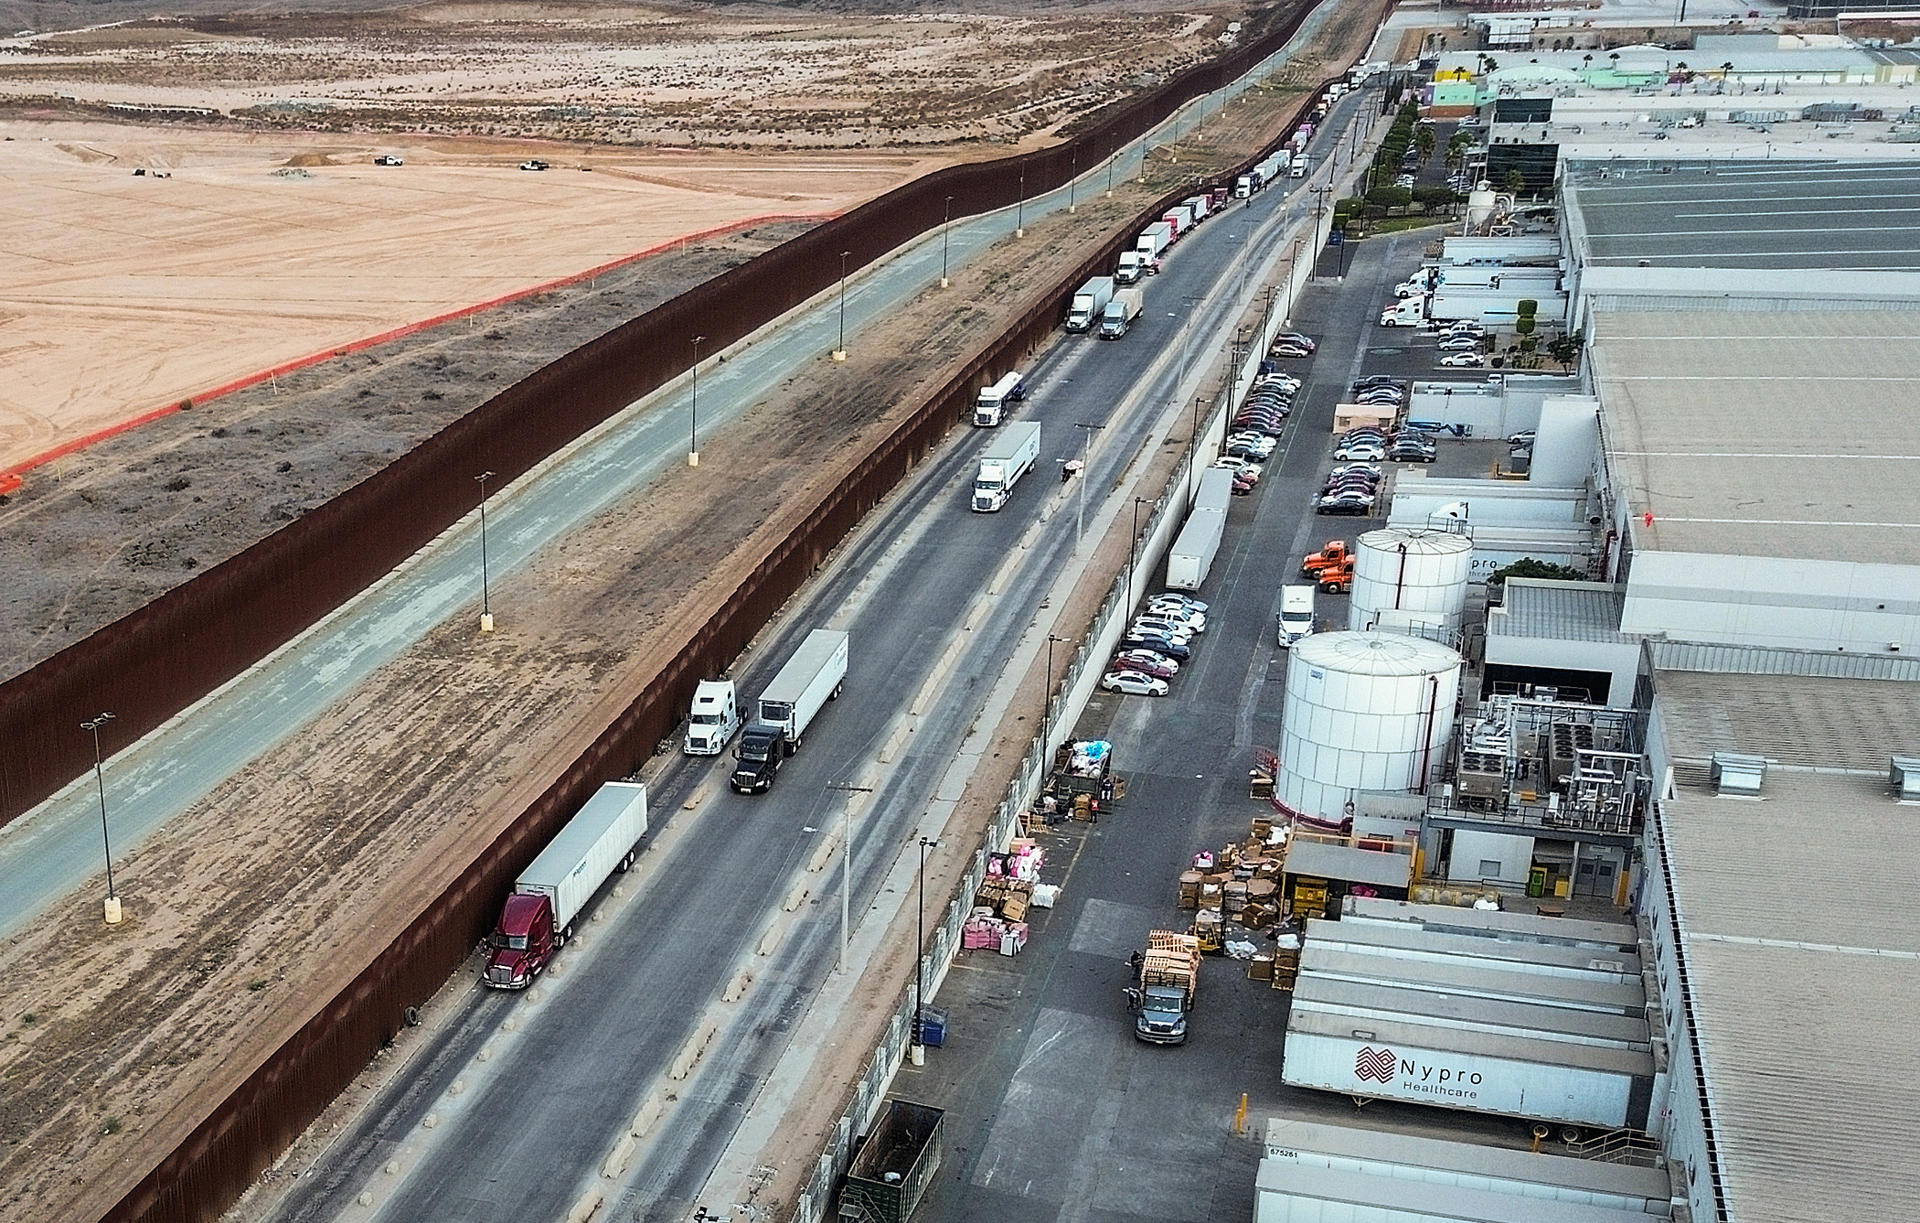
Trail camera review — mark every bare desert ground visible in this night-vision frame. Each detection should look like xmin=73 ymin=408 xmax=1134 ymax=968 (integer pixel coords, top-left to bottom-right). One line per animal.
xmin=0 ymin=123 xmax=926 ymax=472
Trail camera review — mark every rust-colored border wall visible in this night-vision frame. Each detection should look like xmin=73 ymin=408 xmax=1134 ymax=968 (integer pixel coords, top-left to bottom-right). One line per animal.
xmin=86 ymin=19 xmax=1337 ymax=1223
xmin=0 ymin=9 xmax=1317 ymax=825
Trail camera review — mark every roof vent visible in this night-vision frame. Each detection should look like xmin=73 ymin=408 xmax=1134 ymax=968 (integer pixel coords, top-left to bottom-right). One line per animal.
xmin=1892 ymin=757 xmax=1920 ymax=802
xmin=1710 ymin=752 xmax=1767 ymax=797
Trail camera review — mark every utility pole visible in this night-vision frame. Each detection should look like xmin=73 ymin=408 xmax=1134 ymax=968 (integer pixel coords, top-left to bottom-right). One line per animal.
xmin=1072 ymin=422 xmax=1102 ymax=542
xmin=824 ymin=780 xmax=875 ymax=971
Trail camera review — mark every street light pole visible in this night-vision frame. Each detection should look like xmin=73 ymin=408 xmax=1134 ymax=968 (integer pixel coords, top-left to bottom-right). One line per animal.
xmin=1072 ymin=421 xmax=1101 ymax=542
xmin=1043 ymin=633 xmax=1071 ymax=750
xmin=1286 ymin=238 xmax=1304 ymax=323
xmin=911 ymin=834 xmax=938 ymax=1065
xmin=1069 ymin=151 xmax=1078 ymax=214
xmin=1188 ymin=396 xmax=1206 ymax=507
xmin=832 ymin=251 xmax=851 ymax=361
xmin=688 ymin=334 xmax=705 ymax=467
xmin=941 ymin=195 xmax=953 ymax=289
xmin=824 ymin=781 xmax=874 ymax=971
xmin=1128 ymin=496 xmax=1152 ymax=613
xmin=475 ymin=471 xmax=495 ymax=632
xmin=82 ymin=712 xmax=120 ymax=924
xmin=1107 ymin=139 xmax=1116 ymax=197
xmin=1016 ymin=170 xmax=1026 ymax=238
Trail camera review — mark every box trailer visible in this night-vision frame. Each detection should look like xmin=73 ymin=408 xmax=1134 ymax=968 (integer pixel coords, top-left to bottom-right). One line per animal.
xmin=842 ymin=1100 xmax=944 ymax=1223
xmin=1165 ymin=467 xmax=1234 ymax=590
xmin=972 ymin=370 xmax=1026 ymax=427
xmin=1280 ymin=1008 xmax=1654 ymax=1132
xmin=1066 ymin=275 xmax=1115 ymax=332
xmin=1098 ymin=287 xmax=1144 ymax=339
xmin=482 ymin=781 xmax=649 ymax=988
xmin=755 ymin=628 xmax=848 ymax=751
xmin=972 ymin=420 xmax=1041 ymax=512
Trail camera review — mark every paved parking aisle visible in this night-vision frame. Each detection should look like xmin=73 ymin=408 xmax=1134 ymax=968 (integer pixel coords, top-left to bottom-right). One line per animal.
xmin=891 ymin=212 xmax=1544 ymax=1223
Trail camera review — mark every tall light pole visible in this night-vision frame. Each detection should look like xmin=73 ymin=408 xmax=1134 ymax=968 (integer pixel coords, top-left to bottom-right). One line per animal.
xmin=1286 ymin=238 xmax=1304 ymax=323
xmin=1128 ymin=496 xmax=1153 ymax=613
xmin=1043 ymin=632 xmax=1071 ymax=750
xmin=475 ymin=470 xmax=495 ymax=632
xmin=1016 ymin=170 xmax=1026 ymax=238
xmin=824 ymin=781 xmax=874 ymax=971
xmin=1068 ymin=151 xmax=1078 ymax=214
xmin=82 ymin=712 xmax=120 ymax=924
xmin=911 ymin=834 xmax=939 ymax=1066
xmin=1187 ymin=396 xmax=1205 ymax=507
xmin=1106 ymin=139 xmax=1116 ymax=197
xmin=687 ymin=334 xmax=705 ymax=467
xmin=831 ymin=251 xmax=850 ymax=362
xmin=940 ymin=195 xmax=953 ymax=288
xmin=1072 ymin=421 xmax=1101 ymax=542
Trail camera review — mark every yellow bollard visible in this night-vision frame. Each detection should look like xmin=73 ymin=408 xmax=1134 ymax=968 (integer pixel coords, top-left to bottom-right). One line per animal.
xmin=1233 ymin=1092 xmax=1250 ymax=1135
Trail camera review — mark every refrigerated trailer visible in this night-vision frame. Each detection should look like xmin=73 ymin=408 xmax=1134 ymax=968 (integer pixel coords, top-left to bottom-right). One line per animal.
xmin=1280 ymin=1008 xmax=1655 ymax=1131
xmin=1165 ymin=467 xmax=1234 ymax=590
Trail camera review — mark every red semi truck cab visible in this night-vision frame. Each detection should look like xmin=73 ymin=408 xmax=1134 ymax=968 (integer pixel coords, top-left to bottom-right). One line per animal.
xmin=484 ymin=892 xmax=558 ymax=989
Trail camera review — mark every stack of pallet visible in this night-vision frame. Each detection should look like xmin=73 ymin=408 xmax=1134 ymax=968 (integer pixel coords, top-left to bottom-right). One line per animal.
xmin=974 ymin=876 xmax=1035 ymax=921
xmin=1142 ymin=930 xmax=1201 ymax=994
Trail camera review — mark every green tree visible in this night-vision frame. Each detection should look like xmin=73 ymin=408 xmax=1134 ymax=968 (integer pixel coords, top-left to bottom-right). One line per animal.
xmin=1414 ymin=125 xmax=1437 ymax=160
xmin=1489 ymin=558 xmax=1588 ymax=588
xmin=1546 ymin=329 xmax=1586 ymax=371
xmin=1503 ymin=169 xmax=1526 ymax=195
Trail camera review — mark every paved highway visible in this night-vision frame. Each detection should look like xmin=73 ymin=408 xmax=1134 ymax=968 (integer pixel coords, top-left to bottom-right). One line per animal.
xmin=262 ymin=80 xmax=1368 ymax=1223
xmin=0 ymin=3 xmax=1349 ymax=935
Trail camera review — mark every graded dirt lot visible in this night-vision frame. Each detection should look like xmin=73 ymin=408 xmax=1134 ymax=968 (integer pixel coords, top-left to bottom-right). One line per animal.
xmin=0 ymin=61 xmax=1345 ymax=1219
xmin=0 ymin=122 xmax=919 ymax=473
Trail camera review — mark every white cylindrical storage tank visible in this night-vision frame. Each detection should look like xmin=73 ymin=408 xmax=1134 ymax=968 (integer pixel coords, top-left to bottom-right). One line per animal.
xmin=1349 ymin=528 xmax=1474 ymax=636
xmin=1466 ymin=184 xmax=1499 ymax=230
xmin=1277 ymin=631 xmax=1462 ymax=821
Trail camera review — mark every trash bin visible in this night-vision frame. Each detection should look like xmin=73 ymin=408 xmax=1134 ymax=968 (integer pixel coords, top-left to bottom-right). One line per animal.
xmin=915 ymin=1007 xmax=948 ymax=1048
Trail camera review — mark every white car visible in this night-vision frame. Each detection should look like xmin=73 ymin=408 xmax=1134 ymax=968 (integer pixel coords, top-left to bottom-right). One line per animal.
xmin=1335 ymin=440 xmax=1387 ymax=462
xmin=1153 ymin=591 xmax=1208 ymax=610
xmin=1145 ymin=601 xmax=1207 ymax=631
xmin=1101 ymin=670 xmax=1169 ymax=697
xmin=1132 ymin=616 xmax=1195 ymax=643
xmin=1438 ymin=336 xmax=1482 ymax=352
xmin=1439 ymin=351 xmax=1485 ymax=367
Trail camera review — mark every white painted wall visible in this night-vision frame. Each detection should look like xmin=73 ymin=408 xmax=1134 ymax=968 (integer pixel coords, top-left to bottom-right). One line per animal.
xmin=1529 ymin=395 xmax=1598 ymax=488
xmin=1448 ymin=829 xmax=1536 ymax=886
xmin=1621 ymin=551 xmax=1920 ymax=654
xmin=1484 ymin=630 xmax=1642 ymax=707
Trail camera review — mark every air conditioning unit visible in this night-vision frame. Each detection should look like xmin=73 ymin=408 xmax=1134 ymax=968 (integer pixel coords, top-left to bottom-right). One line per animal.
xmin=1891 ymin=756 xmax=1920 ymax=802
xmin=1710 ymin=752 xmax=1766 ymax=796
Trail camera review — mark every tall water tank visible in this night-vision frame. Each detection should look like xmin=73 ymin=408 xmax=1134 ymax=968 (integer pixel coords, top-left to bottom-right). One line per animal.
xmin=1277 ymin=631 xmax=1463 ymax=820
xmin=1349 ymin=528 xmax=1474 ymax=637
xmin=1466 ymin=184 xmax=1499 ymax=231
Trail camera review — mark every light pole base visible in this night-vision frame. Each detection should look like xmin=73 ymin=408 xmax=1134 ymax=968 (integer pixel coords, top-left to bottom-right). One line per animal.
xmin=104 ymin=896 xmax=122 ymax=924
xmin=910 ymin=1043 xmax=925 ymax=1067
xmin=480 ymin=612 xmax=495 ymax=633
xmin=940 ymin=276 xmax=949 ymax=289
xmin=831 ymin=349 xmax=848 ymax=362
xmin=1068 ymin=204 xmax=1077 ymax=214
xmin=1014 ymin=227 xmax=1024 ymax=238
xmin=688 ymin=451 xmax=700 ymax=468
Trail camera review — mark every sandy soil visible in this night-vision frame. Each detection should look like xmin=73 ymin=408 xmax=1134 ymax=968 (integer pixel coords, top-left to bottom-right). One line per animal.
xmin=0 ymin=2 xmax=1239 ymax=148
xmin=0 ymin=215 xmax=819 ymax=683
xmin=0 ymin=71 xmax=1332 ymax=1220
xmin=0 ymin=120 xmax=929 ymax=473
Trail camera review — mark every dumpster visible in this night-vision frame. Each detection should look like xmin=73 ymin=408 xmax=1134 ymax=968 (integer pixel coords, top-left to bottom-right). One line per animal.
xmin=842 ymin=1099 xmax=944 ymax=1223
xmin=915 ymin=1007 xmax=947 ymax=1049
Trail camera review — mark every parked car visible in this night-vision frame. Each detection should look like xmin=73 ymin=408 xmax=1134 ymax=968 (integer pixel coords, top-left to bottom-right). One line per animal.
xmin=1152 ymin=592 xmax=1209 ymax=613
xmin=1110 ymin=652 xmax=1177 ymax=679
xmin=1136 ymin=609 xmax=1202 ymax=635
xmin=1508 ymin=430 xmax=1536 ymax=447
xmin=1335 ymin=439 xmax=1387 ymax=462
xmin=1101 ymin=670 xmax=1169 ymax=697
xmin=1439 ymin=352 xmax=1485 ymax=367
xmin=1316 ymin=491 xmax=1376 ymax=515
xmin=1389 ymin=441 xmax=1438 ymax=463
xmin=1144 ymin=600 xmax=1206 ymax=630
xmin=1120 ymin=633 xmax=1190 ymax=660
xmin=1270 ymin=343 xmax=1313 ymax=359
xmin=1271 ymin=332 xmax=1317 ymax=352
xmin=1131 ymin=617 xmax=1193 ymax=644
xmin=1352 ymin=375 xmax=1403 ymax=390
xmin=1328 ymin=462 xmax=1381 ymax=480
xmin=1438 ymin=336 xmax=1482 ymax=352
xmin=519 ymin=158 xmax=550 ymax=171
xmin=1226 ymin=433 xmax=1276 ymax=460
xmin=373 ymin=154 xmax=405 ymax=166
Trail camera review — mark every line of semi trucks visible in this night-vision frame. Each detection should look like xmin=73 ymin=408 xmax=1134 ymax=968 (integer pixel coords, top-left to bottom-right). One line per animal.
xmin=480 ymin=116 xmax=1331 ymax=994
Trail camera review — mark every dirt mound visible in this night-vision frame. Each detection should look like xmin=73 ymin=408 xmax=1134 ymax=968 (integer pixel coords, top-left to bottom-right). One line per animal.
xmin=280 ymin=151 xmax=338 ymax=166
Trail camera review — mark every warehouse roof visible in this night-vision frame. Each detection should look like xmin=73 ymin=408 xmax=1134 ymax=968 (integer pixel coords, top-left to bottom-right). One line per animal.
xmin=1307 ymin=915 xmax=1642 ymax=977
xmin=1345 ymin=897 xmax=1637 ymax=948
xmin=1300 ymin=944 xmax=1647 ymax=1014
xmin=1486 ymin=579 xmax=1632 ymax=645
xmin=1261 ymin=1118 xmax=1672 ymax=1200
xmin=1589 ymin=309 xmax=1920 ymax=564
xmin=1282 ymin=841 xmax=1413 ymax=889
xmin=1655 ymin=752 xmax=1920 ymax=1223
xmin=1566 ymin=160 xmax=1920 ymax=271
xmin=1655 ymin=668 xmax=1920 ymax=773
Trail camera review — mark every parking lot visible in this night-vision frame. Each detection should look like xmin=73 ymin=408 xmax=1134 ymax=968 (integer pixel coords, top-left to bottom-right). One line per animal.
xmin=893 ymin=222 xmax=1538 ymax=1222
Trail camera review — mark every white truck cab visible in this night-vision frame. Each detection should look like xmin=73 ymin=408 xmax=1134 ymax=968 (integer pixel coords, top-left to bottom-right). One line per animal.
xmin=683 ymin=679 xmax=741 ymax=754
xmin=1277 ymin=585 xmax=1316 ymax=647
